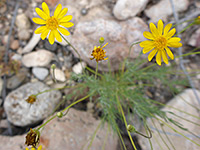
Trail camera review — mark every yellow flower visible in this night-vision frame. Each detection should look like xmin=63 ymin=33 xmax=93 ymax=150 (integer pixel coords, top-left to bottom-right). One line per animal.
xmin=32 ymin=2 xmax=74 ymax=45
xmin=90 ymin=43 xmax=108 ymax=62
xmin=140 ymin=20 xmax=182 ymax=66
xmin=25 ymin=145 xmax=43 ymax=150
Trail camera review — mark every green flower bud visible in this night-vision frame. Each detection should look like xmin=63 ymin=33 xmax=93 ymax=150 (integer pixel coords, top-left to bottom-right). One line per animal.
xmin=56 ymin=112 xmax=63 ymax=118
xmin=51 ymin=64 xmax=56 ymax=69
xmin=127 ymin=124 xmax=136 ymax=133
xmin=99 ymin=37 xmax=105 ymax=44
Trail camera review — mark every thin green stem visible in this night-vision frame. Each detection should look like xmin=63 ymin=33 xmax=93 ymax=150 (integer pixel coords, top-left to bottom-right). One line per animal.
xmin=116 ymin=92 xmax=137 ymax=150
xmin=175 ymin=22 xmax=194 ymax=36
xmin=95 ymin=62 xmax=98 ymax=79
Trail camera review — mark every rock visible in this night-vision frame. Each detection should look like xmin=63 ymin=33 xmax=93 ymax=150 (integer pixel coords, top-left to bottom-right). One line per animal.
xmin=145 ymin=0 xmax=189 ymax=22
xmin=0 ymin=78 xmax=3 ymax=97
xmin=2 ymin=35 xmax=14 ymax=46
xmin=50 ymin=68 xmax=66 ymax=82
xmin=22 ymin=33 xmax=41 ymax=54
xmin=15 ymin=13 xmax=30 ymax=30
xmin=10 ymin=40 xmax=19 ymax=50
xmin=40 ymin=109 xmax=118 ymax=150
xmin=18 ymin=29 xmax=31 ymax=41
xmin=44 ymin=40 xmax=57 ymax=51
xmin=188 ymin=28 xmax=200 ymax=47
xmin=0 ymin=109 xmax=117 ymax=150
xmin=71 ymin=17 xmax=147 ymax=71
xmin=22 ymin=49 xmax=54 ymax=67
xmin=113 ymin=0 xmax=149 ymax=20
xmin=11 ymin=53 xmax=22 ymax=61
xmin=72 ymin=62 xmax=86 ymax=74
xmin=138 ymin=89 xmax=200 ymax=150
xmin=32 ymin=67 xmax=49 ymax=81
xmin=4 ymin=82 xmax=61 ymax=126
xmin=6 ymin=68 xmax=28 ymax=90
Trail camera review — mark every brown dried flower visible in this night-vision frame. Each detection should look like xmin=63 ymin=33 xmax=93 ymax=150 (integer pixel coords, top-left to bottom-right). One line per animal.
xmin=26 ymin=95 xmax=37 ymax=104
xmin=25 ymin=128 xmax=40 ymax=148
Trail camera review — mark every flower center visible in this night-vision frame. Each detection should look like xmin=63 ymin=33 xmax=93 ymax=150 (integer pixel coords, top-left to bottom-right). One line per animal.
xmin=154 ymin=36 xmax=167 ymax=50
xmin=91 ymin=47 xmax=106 ymax=62
xmin=46 ymin=17 xmax=58 ymax=30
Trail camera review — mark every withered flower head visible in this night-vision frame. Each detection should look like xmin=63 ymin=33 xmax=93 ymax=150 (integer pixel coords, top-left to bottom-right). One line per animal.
xmin=25 ymin=128 xmax=40 ymax=148
xmin=26 ymin=95 xmax=37 ymax=104
xmin=90 ymin=43 xmax=108 ymax=62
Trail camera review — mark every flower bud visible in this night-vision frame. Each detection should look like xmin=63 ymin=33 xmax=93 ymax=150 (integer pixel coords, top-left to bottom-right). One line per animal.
xmin=99 ymin=37 xmax=105 ymax=44
xmin=56 ymin=112 xmax=63 ymax=118
xmin=51 ymin=64 xmax=56 ymax=69
xmin=127 ymin=124 xmax=136 ymax=133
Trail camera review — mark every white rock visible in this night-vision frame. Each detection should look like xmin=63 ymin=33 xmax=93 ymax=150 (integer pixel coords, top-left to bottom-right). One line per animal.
xmin=18 ymin=29 xmax=31 ymax=41
xmin=138 ymin=89 xmax=200 ymax=150
xmin=71 ymin=17 xmax=147 ymax=71
xmin=113 ymin=0 xmax=149 ymax=20
xmin=72 ymin=62 xmax=86 ymax=74
xmin=32 ymin=67 xmax=49 ymax=80
xmin=22 ymin=33 xmax=41 ymax=54
xmin=188 ymin=28 xmax=200 ymax=47
xmin=15 ymin=13 xmax=30 ymax=30
xmin=4 ymin=82 xmax=61 ymax=126
xmin=11 ymin=54 xmax=22 ymax=61
xmin=145 ymin=0 xmax=189 ymax=22
xmin=51 ymin=68 xmax=66 ymax=82
xmin=22 ymin=49 xmax=54 ymax=67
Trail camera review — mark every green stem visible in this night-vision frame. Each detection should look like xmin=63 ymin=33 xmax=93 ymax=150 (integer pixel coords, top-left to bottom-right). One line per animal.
xmin=95 ymin=62 xmax=98 ymax=79
xmin=175 ymin=22 xmax=194 ymax=36
xmin=116 ymin=92 xmax=137 ymax=150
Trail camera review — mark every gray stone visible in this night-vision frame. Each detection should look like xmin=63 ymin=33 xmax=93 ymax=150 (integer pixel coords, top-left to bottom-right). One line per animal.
xmin=138 ymin=89 xmax=200 ymax=150
xmin=188 ymin=28 xmax=200 ymax=47
xmin=22 ymin=49 xmax=54 ymax=67
xmin=15 ymin=13 xmax=30 ymax=30
xmin=145 ymin=0 xmax=189 ymax=22
xmin=0 ymin=78 xmax=3 ymax=97
xmin=72 ymin=62 xmax=86 ymax=74
xmin=50 ymin=68 xmax=66 ymax=82
xmin=4 ymin=82 xmax=61 ymax=126
xmin=113 ymin=0 xmax=149 ymax=20
xmin=6 ymin=68 xmax=28 ymax=90
xmin=22 ymin=33 xmax=41 ymax=54
xmin=71 ymin=17 xmax=147 ymax=71
xmin=44 ymin=40 xmax=57 ymax=51
xmin=32 ymin=67 xmax=49 ymax=81
xmin=18 ymin=29 xmax=31 ymax=41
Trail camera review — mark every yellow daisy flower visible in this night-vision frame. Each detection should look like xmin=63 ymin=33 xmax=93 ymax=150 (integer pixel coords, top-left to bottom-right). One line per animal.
xmin=25 ymin=145 xmax=43 ymax=150
xmin=140 ymin=20 xmax=182 ymax=66
xmin=90 ymin=43 xmax=109 ymax=62
xmin=32 ymin=2 xmax=74 ymax=45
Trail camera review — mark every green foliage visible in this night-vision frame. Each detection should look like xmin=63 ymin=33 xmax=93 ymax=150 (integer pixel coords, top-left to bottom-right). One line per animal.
xmin=66 ymin=57 xmax=189 ymax=135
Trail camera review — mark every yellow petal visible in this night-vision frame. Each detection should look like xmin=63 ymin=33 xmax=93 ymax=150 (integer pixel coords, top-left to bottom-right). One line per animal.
xmin=59 ymin=22 xmax=74 ymax=28
xmin=58 ymin=8 xmax=68 ymax=19
xmin=148 ymin=49 xmax=158 ymax=61
xmin=157 ymin=20 xmax=164 ymax=35
xmin=54 ymin=30 xmax=62 ymax=42
xmin=35 ymin=8 xmax=48 ymax=20
xmin=41 ymin=28 xmax=50 ymax=40
xmin=156 ymin=51 xmax=162 ymax=66
xmin=25 ymin=148 xmax=29 ymax=150
xmin=59 ymin=15 xmax=73 ymax=22
xmin=161 ymin=50 xmax=168 ymax=64
xmin=49 ymin=31 xmax=55 ymax=44
xmin=164 ymin=23 xmax=172 ymax=36
xmin=42 ymin=2 xmax=50 ymax=17
xmin=35 ymin=26 xmax=46 ymax=34
xmin=140 ymin=40 xmax=154 ymax=47
xmin=32 ymin=18 xmax=46 ymax=25
xmin=58 ymin=27 xmax=70 ymax=36
xmin=166 ymin=28 xmax=176 ymax=39
xmin=165 ymin=47 xmax=174 ymax=60
xmin=150 ymin=22 xmax=159 ymax=37
xmin=54 ymin=4 xmax=62 ymax=18
xmin=38 ymin=145 xmax=42 ymax=150
xmin=143 ymin=46 xmax=155 ymax=54
xmin=167 ymin=42 xmax=182 ymax=48
xmin=31 ymin=147 xmax=35 ymax=150
xmin=167 ymin=37 xmax=181 ymax=43
xmin=143 ymin=31 xmax=155 ymax=40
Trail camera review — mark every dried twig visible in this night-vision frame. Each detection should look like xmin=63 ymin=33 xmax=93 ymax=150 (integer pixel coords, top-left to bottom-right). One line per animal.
xmin=169 ymin=0 xmax=200 ymax=105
